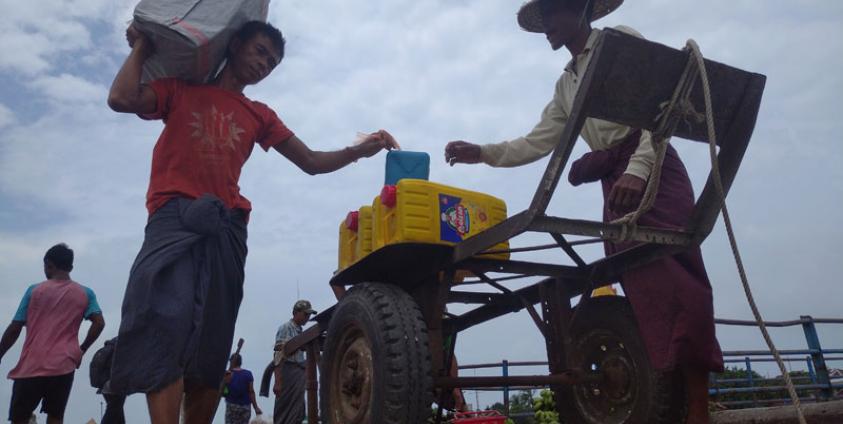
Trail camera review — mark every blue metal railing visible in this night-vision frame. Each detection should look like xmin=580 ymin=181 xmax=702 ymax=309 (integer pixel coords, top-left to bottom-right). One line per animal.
xmin=707 ymin=315 xmax=843 ymax=407
xmin=458 ymin=315 xmax=843 ymax=413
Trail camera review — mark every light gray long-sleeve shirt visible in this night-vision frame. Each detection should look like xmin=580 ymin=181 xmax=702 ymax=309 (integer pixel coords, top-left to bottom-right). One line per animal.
xmin=480 ymin=25 xmax=656 ymax=181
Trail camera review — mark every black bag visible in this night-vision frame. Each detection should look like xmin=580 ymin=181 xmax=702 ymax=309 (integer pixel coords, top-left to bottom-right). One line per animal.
xmin=89 ymin=337 xmax=117 ymax=389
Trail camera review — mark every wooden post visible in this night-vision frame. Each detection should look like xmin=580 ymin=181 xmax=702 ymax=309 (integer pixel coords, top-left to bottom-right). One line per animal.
xmin=306 ymin=342 xmax=320 ymax=422
xmin=539 ymin=278 xmax=574 ymax=416
xmin=414 ymin=273 xmax=454 ymax=424
xmin=414 ymin=273 xmax=454 ymax=380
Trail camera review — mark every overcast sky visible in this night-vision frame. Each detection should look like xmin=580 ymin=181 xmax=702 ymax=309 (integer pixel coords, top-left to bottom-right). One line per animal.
xmin=1 ymin=0 xmax=842 ymax=422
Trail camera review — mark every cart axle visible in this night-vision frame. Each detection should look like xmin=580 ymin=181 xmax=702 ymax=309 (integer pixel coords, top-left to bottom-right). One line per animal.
xmin=434 ymin=370 xmax=601 ymax=389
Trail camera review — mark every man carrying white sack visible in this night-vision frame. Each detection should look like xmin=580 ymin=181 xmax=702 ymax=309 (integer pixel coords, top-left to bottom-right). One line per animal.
xmin=106 ymin=21 xmax=398 ymax=424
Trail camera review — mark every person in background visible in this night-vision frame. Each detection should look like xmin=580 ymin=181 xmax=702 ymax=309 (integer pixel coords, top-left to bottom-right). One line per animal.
xmin=89 ymin=337 xmax=126 ymax=424
xmin=223 ymin=353 xmax=262 ymax=424
xmin=0 ymin=243 xmax=105 ymax=424
xmin=272 ymin=300 xmax=315 ymax=424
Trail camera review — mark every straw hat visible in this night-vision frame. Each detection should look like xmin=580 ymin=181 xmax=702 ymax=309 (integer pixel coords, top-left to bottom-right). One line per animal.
xmin=517 ymin=0 xmax=624 ymax=33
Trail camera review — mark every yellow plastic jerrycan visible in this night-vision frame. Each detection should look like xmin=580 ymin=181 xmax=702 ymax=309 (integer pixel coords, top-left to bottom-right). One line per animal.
xmin=355 ymin=206 xmax=374 ymax=261
xmin=372 ymin=179 xmax=509 ymax=259
xmin=337 ymin=211 xmax=359 ymax=271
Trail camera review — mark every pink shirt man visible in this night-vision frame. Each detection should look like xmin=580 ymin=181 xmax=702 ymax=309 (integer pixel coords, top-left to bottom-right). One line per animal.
xmin=8 ymin=279 xmax=101 ymax=379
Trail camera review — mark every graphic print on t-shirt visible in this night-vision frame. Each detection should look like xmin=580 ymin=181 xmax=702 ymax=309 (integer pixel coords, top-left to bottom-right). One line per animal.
xmin=143 ymin=78 xmax=296 ymax=214
xmin=189 ymin=105 xmax=246 ymax=152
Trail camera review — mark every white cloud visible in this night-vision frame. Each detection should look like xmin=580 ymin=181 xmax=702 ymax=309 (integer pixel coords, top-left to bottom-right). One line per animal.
xmin=0 ymin=103 xmax=13 ymax=128
xmin=0 ymin=31 xmax=52 ymax=75
xmin=28 ymin=74 xmax=107 ymax=104
xmin=0 ymin=0 xmax=126 ymax=76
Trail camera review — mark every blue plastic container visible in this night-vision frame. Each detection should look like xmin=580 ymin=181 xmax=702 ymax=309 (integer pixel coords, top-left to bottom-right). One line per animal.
xmin=384 ymin=151 xmax=430 ymax=185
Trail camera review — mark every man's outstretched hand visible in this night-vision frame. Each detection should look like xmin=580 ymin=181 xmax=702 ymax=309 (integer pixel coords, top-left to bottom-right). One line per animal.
xmin=444 ymin=140 xmax=482 ymax=166
xmin=608 ymin=174 xmax=646 ymax=214
xmin=355 ymin=130 xmax=400 ymax=159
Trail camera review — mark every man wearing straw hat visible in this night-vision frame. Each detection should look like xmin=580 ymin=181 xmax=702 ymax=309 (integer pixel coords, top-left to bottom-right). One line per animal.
xmin=444 ymin=1 xmax=722 ymax=422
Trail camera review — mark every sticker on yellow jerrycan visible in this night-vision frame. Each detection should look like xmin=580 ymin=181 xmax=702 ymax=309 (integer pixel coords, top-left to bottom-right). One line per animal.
xmin=374 ymin=179 xmax=509 ymax=259
xmin=440 ymin=194 xmax=480 ymax=243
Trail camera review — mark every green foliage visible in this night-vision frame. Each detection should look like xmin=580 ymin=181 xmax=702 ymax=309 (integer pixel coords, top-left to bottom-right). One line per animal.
xmin=484 ymin=389 xmax=560 ymax=424
xmin=532 ymin=389 xmax=559 ymax=424
xmin=711 ymin=366 xmax=819 ymax=409
xmin=488 ymin=401 xmax=506 ymax=412
xmin=509 ymin=390 xmax=535 ymax=414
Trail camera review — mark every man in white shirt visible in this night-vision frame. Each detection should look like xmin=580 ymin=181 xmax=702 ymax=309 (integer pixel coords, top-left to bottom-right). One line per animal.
xmin=444 ymin=1 xmax=721 ymax=422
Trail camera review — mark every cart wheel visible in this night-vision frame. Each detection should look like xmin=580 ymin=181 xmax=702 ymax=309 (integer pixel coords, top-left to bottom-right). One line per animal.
xmin=559 ymin=296 xmax=687 ymax=424
xmin=320 ymin=283 xmax=433 ymax=424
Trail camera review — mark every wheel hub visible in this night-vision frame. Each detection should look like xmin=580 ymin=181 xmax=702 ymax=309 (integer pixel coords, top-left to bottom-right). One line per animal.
xmin=331 ymin=326 xmax=373 ymax=424
xmin=602 ymin=354 xmax=633 ymax=403
xmin=573 ymin=331 xmax=638 ymax=423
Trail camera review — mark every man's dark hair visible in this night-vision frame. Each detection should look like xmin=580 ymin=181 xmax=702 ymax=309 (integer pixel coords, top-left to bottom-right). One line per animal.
xmin=540 ymin=0 xmax=595 ymax=21
xmin=232 ymin=21 xmax=286 ymax=62
xmin=230 ymin=353 xmax=243 ymax=367
xmin=44 ymin=243 xmax=73 ymax=271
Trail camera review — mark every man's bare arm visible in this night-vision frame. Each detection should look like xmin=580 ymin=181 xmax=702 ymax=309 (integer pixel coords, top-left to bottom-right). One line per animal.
xmin=0 ymin=321 xmax=23 ymax=364
xmin=108 ymin=25 xmax=157 ymax=114
xmin=80 ymin=313 xmax=105 ymax=354
xmin=249 ymin=381 xmax=262 ymax=415
xmin=273 ymin=131 xmax=399 ymax=175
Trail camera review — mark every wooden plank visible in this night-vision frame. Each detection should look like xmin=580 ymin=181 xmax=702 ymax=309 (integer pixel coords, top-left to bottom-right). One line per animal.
xmin=711 ymin=400 xmax=843 ymax=424
xmin=283 ymin=323 xmax=322 ymax=356
xmin=330 ymin=243 xmax=453 ymax=288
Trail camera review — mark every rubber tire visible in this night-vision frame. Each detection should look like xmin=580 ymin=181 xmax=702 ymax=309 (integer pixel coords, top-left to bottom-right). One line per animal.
xmin=558 ymin=296 xmax=687 ymax=424
xmin=320 ymin=283 xmax=433 ymax=424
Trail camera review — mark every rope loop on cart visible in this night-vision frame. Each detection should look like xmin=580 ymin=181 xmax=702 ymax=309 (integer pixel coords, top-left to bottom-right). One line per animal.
xmin=686 ymin=38 xmax=807 ymax=424
xmin=613 ymin=38 xmax=807 ymax=423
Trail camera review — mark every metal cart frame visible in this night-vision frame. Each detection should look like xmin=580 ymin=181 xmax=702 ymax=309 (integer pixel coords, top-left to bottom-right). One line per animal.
xmin=280 ymin=28 xmax=766 ymax=423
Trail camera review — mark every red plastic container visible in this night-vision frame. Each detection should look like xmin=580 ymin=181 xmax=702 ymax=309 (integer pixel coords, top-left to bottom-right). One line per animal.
xmin=451 ymin=410 xmax=507 ymax=424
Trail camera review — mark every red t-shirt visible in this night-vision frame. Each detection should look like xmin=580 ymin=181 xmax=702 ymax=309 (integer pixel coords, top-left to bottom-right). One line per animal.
xmin=141 ymin=78 xmax=294 ymax=214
